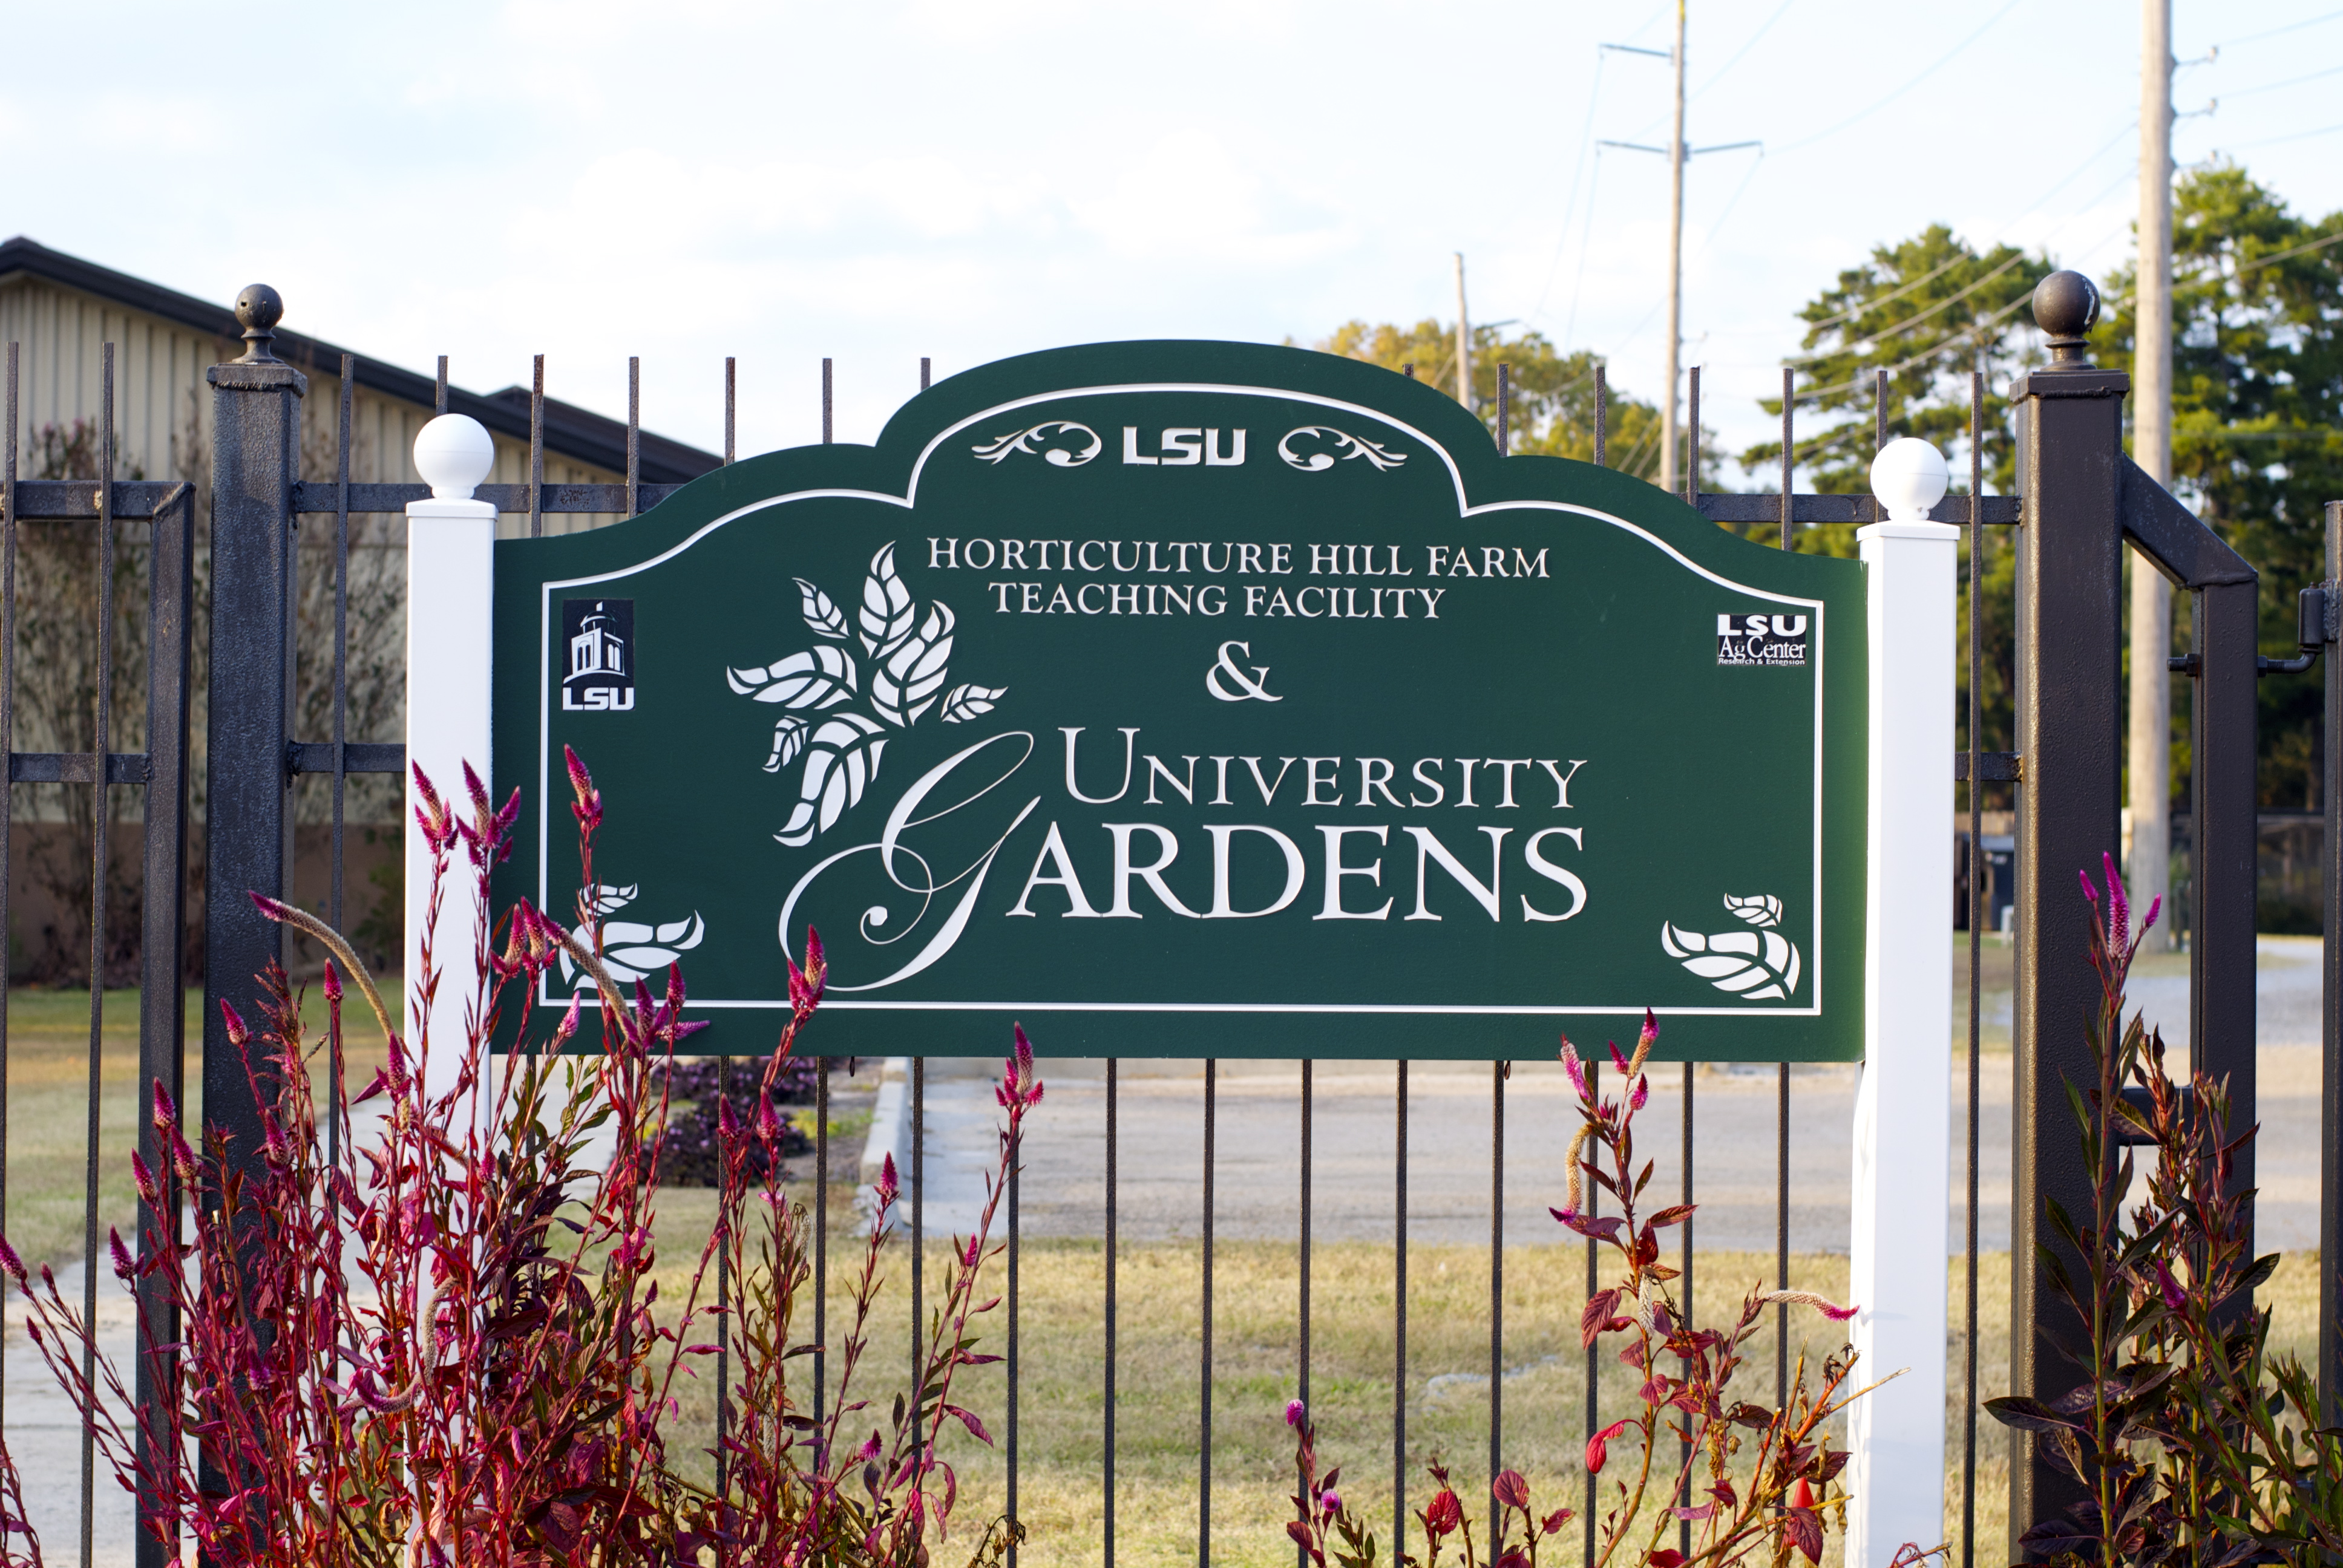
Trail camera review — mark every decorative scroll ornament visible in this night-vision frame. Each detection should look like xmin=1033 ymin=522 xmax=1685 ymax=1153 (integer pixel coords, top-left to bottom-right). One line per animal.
xmin=1661 ymin=895 xmax=1802 ymax=1001
xmin=970 ymin=420 xmax=1102 ymax=466
xmin=728 ymin=543 xmax=1008 ymax=846
xmin=1277 ymin=426 xmax=1407 ymax=472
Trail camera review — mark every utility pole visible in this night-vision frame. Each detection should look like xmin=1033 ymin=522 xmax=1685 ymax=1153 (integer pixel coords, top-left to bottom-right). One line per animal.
xmin=1455 ymin=253 xmax=1473 ymax=413
xmin=1662 ymin=0 xmax=1686 ymax=494
xmin=2131 ymin=0 xmax=2175 ymax=947
xmin=1599 ymin=5 xmax=1755 ymax=492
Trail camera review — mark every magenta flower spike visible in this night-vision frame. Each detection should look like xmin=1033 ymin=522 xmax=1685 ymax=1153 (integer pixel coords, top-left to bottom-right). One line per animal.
xmin=2103 ymin=852 xmax=2130 ymax=946
xmin=1559 ymin=1036 xmax=1588 ymax=1099
xmin=1286 ymin=1399 xmax=1305 ymax=1428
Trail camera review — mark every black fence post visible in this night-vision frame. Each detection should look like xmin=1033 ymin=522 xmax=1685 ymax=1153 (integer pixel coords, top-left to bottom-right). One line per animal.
xmin=201 ymin=286 xmax=304 ymax=1206
xmin=2007 ymin=271 xmax=2128 ymax=1550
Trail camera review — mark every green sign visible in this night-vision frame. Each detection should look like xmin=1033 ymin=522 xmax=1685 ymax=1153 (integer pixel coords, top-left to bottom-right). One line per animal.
xmin=492 ymin=342 xmax=1866 ymax=1060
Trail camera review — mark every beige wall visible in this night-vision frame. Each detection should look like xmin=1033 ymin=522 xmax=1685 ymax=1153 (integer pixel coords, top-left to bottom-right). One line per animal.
xmin=0 ymin=273 xmax=628 ymax=535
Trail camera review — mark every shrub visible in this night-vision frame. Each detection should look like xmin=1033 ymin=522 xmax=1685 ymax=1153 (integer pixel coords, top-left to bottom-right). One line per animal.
xmin=1987 ymin=856 xmax=2343 ymax=1563
xmin=0 ymin=747 xmax=1035 ymax=1568
xmin=1286 ymin=1012 xmax=1935 ymax=1568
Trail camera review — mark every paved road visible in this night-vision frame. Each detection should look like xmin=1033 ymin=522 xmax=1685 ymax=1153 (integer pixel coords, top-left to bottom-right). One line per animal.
xmin=882 ymin=936 xmax=2330 ymax=1255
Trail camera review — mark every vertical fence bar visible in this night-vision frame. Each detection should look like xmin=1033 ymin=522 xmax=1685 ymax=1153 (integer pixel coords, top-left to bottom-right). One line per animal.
xmin=529 ymin=356 xmax=545 ymax=539
xmin=1296 ymin=1057 xmax=1314 ymax=1553
xmin=332 ymin=358 xmax=353 ymax=936
xmin=626 ymin=358 xmax=641 ymax=518
xmin=1497 ymin=364 xmax=1510 ymax=456
xmin=823 ymin=359 xmax=834 ymax=445
xmin=913 ymin=1055 xmax=925 ymax=1402
xmin=1008 ymin=1111 xmax=1021 ymax=1565
xmin=1594 ymin=365 xmax=1608 ymax=466
xmin=81 ymin=342 xmax=117 ymax=1568
xmin=1778 ymin=366 xmax=1794 ymax=1402
xmin=1106 ymin=1057 xmax=1119 ymax=1568
xmin=1962 ymin=370 xmax=1987 ymax=1568
xmin=1588 ymin=386 xmax=1607 ymax=1568
xmin=816 ymin=1063 xmax=828 ymax=1421
xmin=922 ymin=356 xmax=932 ymax=393
xmin=1489 ymin=1061 xmax=1504 ymax=1494
xmin=1300 ymin=1057 xmax=1312 ymax=1413
xmin=1685 ymin=367 xmax=1700 ymax=508
xmin=715 ymin=1052 xmax=731 ymax=1492
xmin=329 ymin=356 xmax=353 ymax=1181
xmin=435 ymin=356 xmax=448 ymax=417
xmin=1679 ymin=1060 xmax=1694 ymax=1558
xmin=134 ymin=481 xmax=192 ymax=1568
xmin=1200 ymin=1057 xmax=1216 ymax=1568
xmin=2323 ymin=498 xmax=2343 ymax=1428
xmin=713 ymin=361 xmax=736 ymax=1492
xmin=1394 ymin=1058 xmax=1407 ymax=1555
xmin=1582 ymin=1056 xmax=1598 ymax=1568
xmin=726 ymin=359 xmax=737 ymax=465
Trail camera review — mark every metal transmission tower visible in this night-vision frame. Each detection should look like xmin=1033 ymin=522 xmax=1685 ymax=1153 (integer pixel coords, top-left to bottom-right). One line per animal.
xmin=1601 ymin=1 xmax=1757 ymax=495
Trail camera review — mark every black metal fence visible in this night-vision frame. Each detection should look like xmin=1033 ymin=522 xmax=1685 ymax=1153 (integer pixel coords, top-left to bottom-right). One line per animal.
xmin=0 ymin=270 xmax=2306 ymax=1567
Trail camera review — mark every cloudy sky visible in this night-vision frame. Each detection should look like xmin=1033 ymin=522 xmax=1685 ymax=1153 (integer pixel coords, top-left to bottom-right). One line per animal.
xmin=7 ymin=1 xmax=2339 ymax=480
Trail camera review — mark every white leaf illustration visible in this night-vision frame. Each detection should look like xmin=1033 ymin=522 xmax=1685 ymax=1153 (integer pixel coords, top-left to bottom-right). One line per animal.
xmin=870 ymin=602 xmax=955 ymax=727
xmin=776 ymin=713 xmax=888 ymax=848
xmin=726 ymin=644 xmax=857 ymax=709
xmin=859 ymin=543 xmax=916 ymax=657
xmin=560 ymin=887 xmax=706 ymax=988
xmin=796 ymin=577 xmax=850 ymax=639
xmin=764 ymin=714 xmax=808 ymax=773
xmin=939 ymin=682 xmax=1007 ymax=723
xmin=1661 ymin=915 xmax=1801 ymax=1002
xmin=1723 ymin=893 xmax=1783 ymax=929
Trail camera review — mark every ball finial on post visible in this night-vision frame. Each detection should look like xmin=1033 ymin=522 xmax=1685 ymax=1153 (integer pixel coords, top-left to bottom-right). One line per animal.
xmin=233 ymin=284 xmax=284 ymax=365
xmin=1870 ymin=437 xmax=1950 ymax=525
xmin=413 ymin=414 xmax=496 ymax=501
xmin=2032 ymin=270 xmax=2101 ymax=365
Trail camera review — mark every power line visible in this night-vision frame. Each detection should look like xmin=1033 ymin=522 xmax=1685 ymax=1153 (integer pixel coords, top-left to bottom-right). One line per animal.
xmin=2218 ymin=61 xmax=2343 ymax=100
xmin=1771 ymin=0 xmax=2026 ymax=155
xmin=1688 ymin=0 xmax=1795 ymax=103
xmin=2231 ymin=226 xmax=2343 ymax=274
xmin=2217 ymin=118 xmax=2343 ymax=153
xmin=1789 ymin=252 xmax=2030 ymax=364
xmin=1562 ymin=152 xmax=1608 ymax=350
xmin=1533 ymin=52 xmax=1610 ymax=322
xmin=2208 ymin=7 xmax=2343 ymax=50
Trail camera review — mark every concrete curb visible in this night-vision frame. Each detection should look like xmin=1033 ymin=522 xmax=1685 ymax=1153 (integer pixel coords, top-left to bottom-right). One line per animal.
xmin=857 ymin=1057 xmax=911 ymax=1218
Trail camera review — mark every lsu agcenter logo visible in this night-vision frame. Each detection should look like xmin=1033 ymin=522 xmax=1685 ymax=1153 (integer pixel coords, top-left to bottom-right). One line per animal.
xmin=1715 ymin=611 xmax=1808 ymax=668
xmin=563 ymin=598 xmax=637 ymax=710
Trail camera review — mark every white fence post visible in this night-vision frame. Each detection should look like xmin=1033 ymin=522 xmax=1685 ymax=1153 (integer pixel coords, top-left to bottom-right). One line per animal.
xmin=1846 ymin=437 xmax=1958 ymax=1563
xmin=405 ymin=414 xmax=497 ymax=1106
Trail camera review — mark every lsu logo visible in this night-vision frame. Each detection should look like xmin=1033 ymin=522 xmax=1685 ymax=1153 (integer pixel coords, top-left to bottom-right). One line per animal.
xmin=1715 ymin=611 xmax=1808 ymax=668
xmin=562 ymin=598 xmax=637 ymax=711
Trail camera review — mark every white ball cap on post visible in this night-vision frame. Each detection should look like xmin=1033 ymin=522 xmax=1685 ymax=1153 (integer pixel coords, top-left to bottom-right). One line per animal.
xmin=414 ymin=413 xmax=496 ymax=501
xmin=1869 ymin=436 xmax=1950 ymax=524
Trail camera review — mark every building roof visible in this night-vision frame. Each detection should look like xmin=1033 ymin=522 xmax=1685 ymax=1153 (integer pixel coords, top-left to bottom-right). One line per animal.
xmin=0 ymin=236 xmax=721 ymax=483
